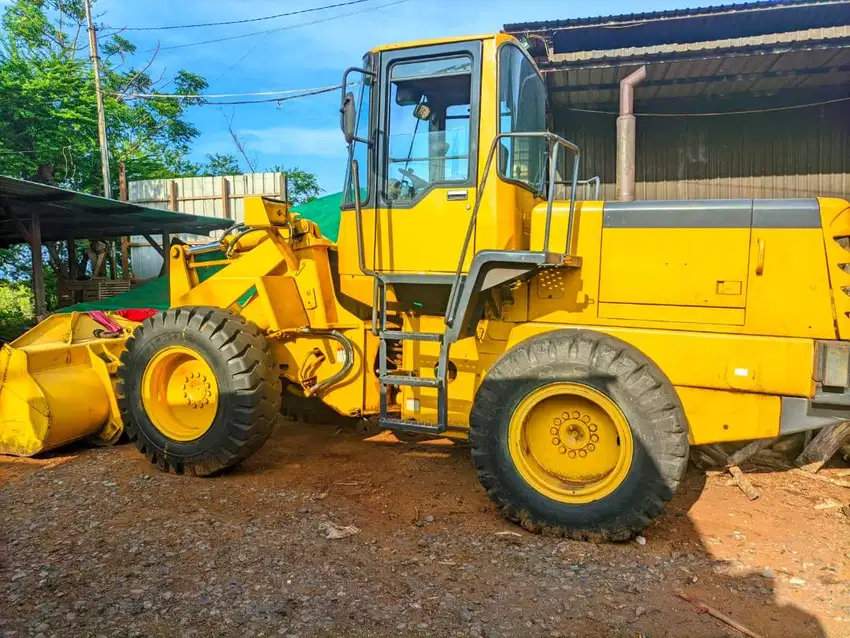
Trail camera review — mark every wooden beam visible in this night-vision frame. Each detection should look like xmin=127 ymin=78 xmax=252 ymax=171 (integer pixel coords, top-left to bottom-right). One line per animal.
xmin=118 ymin=162 xmax=131 ymax=280
xmin=280 ymin=172 xmax=288 ymax=203
xmin=221 ymin=176 xmax=231 ymax=220
xmin=68 ymin=237 xmax=77 ymax=281
xmin=142 ymin=234 xmax=164 ymax=256
xmin=30 ymin=210 xmax=46 ymax=317
xmin=162 ymin=232 xmax=171 ymax=278
xmin=168 ymin=180 xmax=178 ymax=211
xmin=121 ymin=236 xmax=131 ymax=280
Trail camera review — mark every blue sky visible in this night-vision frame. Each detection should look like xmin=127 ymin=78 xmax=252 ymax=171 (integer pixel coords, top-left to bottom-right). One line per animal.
xmin=99 ymin=0 xmax=729 ymax=194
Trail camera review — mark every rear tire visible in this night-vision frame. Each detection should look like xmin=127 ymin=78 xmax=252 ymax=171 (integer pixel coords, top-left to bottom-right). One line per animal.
xmin=469 ymin=329 xmax=688 ymax=541
xmin=117 ymin=307 xmax=281 ymax=476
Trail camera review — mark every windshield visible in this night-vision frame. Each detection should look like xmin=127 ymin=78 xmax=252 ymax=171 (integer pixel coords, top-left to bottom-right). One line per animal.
xmin=342 ymin=73 xmax=372 ymax=207
xmin=498 ymin=44 xmax=548 ymax=193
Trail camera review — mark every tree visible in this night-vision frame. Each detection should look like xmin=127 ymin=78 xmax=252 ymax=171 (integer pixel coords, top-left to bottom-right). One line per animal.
xmin=201 ymin=153 xmax=241 ymax=177
xmin=0 ymin=0 xmax=210 ymax=327
xmin=0 ymin=0 xmax=208 ymax=192
xmin=269 ymin=165 xmax=323 ymax=205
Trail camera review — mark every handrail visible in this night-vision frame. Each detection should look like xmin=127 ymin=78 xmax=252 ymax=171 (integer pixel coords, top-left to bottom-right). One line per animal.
xmin=578 ymin=176 xmax=601 ymax=200
xmin=444 ymin=131 xmax=581 ymax=327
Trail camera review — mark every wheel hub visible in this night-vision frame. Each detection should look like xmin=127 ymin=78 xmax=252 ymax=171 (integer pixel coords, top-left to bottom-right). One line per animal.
xmin=550 ymin=412 xmax=600 ymax=457
xmin=141 ymin=346 xmax=220 ymax=441
xmin=509 ymin=383 xmax=634 ymax=504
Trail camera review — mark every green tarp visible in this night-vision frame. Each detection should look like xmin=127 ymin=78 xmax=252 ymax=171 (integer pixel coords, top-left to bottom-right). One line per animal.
xmin=292 ymin=191 xmax=343 ymax=242
xmin=59 ymin=192 xmax=344 ymax=313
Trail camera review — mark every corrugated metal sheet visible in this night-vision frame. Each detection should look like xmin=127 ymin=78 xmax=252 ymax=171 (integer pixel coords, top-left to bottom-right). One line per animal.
xmin=553 ymin=101 xmax=849 ymax=201
xmin=506 ymin=0 xmax=850 ymax=52
xmin=128 ymin=172 xmax=285 ymax=280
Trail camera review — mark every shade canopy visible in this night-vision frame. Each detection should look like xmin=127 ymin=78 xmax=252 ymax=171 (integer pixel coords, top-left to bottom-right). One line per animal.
xmin=0 ymin=175 xmax=232 ymax=247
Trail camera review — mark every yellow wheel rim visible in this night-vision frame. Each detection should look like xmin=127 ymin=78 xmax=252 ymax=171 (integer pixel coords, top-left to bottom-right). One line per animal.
xmin=141 ymin=346 xmax=219 ymax=442
xmin=508 ymin=382 xmax=633 ymax=504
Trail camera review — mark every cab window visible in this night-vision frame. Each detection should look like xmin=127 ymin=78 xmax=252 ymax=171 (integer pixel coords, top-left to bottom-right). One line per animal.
xmin=386 ymin=56 xmax=472 ymax=204
xmin=498 ymin=44 xmax=547 ymax=193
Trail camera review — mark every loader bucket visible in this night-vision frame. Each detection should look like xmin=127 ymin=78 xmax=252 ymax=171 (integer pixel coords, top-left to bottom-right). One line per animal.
xmin=0 ymin=312 xmax=133 ymax=457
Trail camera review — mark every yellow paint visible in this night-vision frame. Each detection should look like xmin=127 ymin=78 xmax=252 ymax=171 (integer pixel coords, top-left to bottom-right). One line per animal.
xmin=0 ymin=313 xmax=130 ymax=456
xmin=506 ymin=322 xmax=815 ymax=397
xmin=598 ymin=303 xmax=745 ymax=326
xmin=508 ymin=383 xmax=633 ymax=503
xmin=141 ymin=346 xmax=219 ymax=442
xmin=677 ymin=387 xmax=781 ymax=444
xmin=600 ymin=228 xmax=751 ymax=309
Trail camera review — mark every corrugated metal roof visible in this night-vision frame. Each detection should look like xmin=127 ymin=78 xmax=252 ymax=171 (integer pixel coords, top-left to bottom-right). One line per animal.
xmin=0 ymin=176 xmax=232 ymax=246
xmin=506 ymin=0 xmax=849 ymax=51
xmin=506 ymin=0 xmax=850 ymax=108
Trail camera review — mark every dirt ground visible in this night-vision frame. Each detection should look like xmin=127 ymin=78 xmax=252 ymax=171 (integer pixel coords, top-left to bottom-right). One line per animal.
xmin=1 ymin=420 xmax=849 ymax=638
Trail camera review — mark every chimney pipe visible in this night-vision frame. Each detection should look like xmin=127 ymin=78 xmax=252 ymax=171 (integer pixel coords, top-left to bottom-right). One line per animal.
xmin=616 ymin=66 xmax=646 ymax=202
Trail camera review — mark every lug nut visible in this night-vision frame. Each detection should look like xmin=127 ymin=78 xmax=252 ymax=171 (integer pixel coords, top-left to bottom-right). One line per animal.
xmin=568 ymin=450 xmax=577 ymax=459
xmin=588 ymin=423 xmax=597 ymax=432
xmin=558 ymin=446 xmax=566 ymax=454
xmin=587 ymin=443 xmax=595 ymax=452
xmin=582 ymin=415 xmax=590 ymax=423
xmin=551 ymin=437 xmax=560 ymax=446
xmin=578 ymin=449 xmax=587 ymax=458
xmin=550 ymin=427 xmax=559 ymax=435
xmin=590 ymin=434 xmax=599 ymax=443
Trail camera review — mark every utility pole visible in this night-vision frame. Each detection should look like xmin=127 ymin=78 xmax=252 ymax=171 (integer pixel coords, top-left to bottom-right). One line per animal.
xmin=84 ymin=0 xmax=112 ymax=199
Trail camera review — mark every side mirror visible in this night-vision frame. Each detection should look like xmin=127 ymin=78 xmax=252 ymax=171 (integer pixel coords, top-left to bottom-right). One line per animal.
xmin=340 ymin=91 xmax=356 ymax=145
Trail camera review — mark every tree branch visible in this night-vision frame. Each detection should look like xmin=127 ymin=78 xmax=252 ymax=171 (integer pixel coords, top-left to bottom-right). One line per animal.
xmin=224 ymin=110 xmax=256 ymax=172
xmin=115 ymin=42 xmax=160 ymax=102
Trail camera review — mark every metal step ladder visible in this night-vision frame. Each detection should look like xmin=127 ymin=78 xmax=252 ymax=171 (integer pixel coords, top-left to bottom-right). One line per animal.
xmin=374 ymin=276 xmax=451 ymax=435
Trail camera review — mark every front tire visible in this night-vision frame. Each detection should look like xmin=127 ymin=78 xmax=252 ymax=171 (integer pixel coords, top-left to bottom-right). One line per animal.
xmin=469 ymin=329 xmax=688 ymax=541
xmin=117 ymin=307 xmax=281 ymax=476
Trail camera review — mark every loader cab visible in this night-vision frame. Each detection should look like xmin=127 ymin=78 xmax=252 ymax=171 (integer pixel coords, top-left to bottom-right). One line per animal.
xmin=337 ymin=34 xmax=554 ymax=281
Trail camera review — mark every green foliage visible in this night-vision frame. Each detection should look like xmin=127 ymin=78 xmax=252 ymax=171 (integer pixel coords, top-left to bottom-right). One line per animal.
xmin=0 ymin=0 xmax=211 ymax=327
xmin=0 ymin=281 xmax=33 ymax=341
xmin=0 ymin=0 xmax=208 ymax=192
xmin=201 ymin=153 xmax=241 ymax=177
xmin=269 ymin=165 xmax=323 ymax=205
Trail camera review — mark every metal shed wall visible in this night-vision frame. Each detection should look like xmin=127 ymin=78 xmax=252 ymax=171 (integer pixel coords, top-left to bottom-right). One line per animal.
xmin=553 ymin=100 xmax=849 ymax=201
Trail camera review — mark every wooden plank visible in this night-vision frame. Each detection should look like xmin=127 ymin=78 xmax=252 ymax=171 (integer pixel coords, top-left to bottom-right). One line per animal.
xmin=221 ymin=176 xmax=231 ymax=220
xmin=795 ymin=422 xmax=850 ymax=473
xmin=280 ymin=173 xmax=288 ymax=203
xmin=30 ymin=210 xmax=46 ymax=317
xmin=168 ymin=180 xmax=178 ymax=211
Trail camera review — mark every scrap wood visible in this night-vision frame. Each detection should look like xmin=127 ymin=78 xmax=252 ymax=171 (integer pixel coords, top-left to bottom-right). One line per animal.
xmin=795 ymin=422 xmax=850 ymax=473
xmin=676 ymin=593 xmax=763 ymax=638
xmin=728 ymin=465 xmax=759 ymax=500
xmin=726 ymin=437 xmax=779 ymax=468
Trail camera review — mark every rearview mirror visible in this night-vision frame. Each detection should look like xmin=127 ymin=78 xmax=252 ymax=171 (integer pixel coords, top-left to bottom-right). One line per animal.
xmin=340 ymin=91 xmax=356 ymax=145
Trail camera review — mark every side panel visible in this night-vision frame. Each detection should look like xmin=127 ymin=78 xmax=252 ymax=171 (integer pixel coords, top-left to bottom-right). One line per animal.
xmin=506 ymin=322 xmax=816 ymax=398
xmin=677 ymin=387 xmax=780 ymax=444
xmin=600 ymin=200 xmax=752 ymax=311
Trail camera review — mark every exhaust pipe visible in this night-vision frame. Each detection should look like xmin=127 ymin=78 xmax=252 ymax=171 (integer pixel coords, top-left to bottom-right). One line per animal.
xmin=616 ymin=66 xmax=647 ymax=202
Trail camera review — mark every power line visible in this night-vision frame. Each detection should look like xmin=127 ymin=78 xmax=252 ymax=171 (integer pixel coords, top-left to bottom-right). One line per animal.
xmin=108 ymin=0 xmax=374 ymax=31
xmin=119 ymin=85 xmax=342 ymax=106
xmin=566 ymin=95 xmax=850 ymax=117
xmin=119 ymin=84 xmax=342 ymax=100
xmin=148 ymin=0 xmax=409 ymax=53
xmin=211 ymin=0 xmax=409 ymax=83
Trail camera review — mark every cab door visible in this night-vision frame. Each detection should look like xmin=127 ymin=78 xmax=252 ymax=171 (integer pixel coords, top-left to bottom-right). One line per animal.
xmin=365 ymin=41 xmax=482 ymax=274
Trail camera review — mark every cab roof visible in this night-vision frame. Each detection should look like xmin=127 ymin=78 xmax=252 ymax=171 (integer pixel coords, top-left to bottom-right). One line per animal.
xmin=369 ymin=32 xmax=517 ymax=54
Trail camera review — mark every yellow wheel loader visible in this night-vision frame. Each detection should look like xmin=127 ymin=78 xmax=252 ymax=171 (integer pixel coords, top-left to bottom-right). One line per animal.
xmin=4 ymin=32 xmax=850 ymax=541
